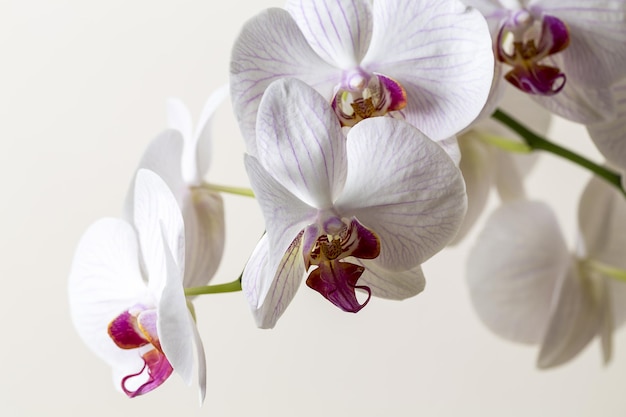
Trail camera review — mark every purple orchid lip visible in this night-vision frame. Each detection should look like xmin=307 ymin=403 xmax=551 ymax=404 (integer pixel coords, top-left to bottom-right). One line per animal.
xmin=331 ymin=72 xmax=407 ymax=127
xmin=497 ymin=14 xmax=570 ymax=96
xmin=108 ymin=306 xmax=174 ymax=397
xmin=121 ymin=348 xmax=174 ymax=398
xmin=306 ymin=261 xmax=371 ymax=313
xmin=303 ymin=217 xmax=380 ymax=312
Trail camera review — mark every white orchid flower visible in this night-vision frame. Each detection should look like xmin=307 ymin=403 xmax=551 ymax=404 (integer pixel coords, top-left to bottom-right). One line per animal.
xmin=467 ymin=175 xmax=626 ymax=368
xmin=230 ymin=0 xmax=494 ymax=156
xmin=69 ymin=170 xmax=207 ymax=400
xmin=242 ymin=78 xmax=467 ymax=328
xmin=463 ymin=0 xmax=626 ymax=123
xmin=452 ymin=86 xmax=550 ymax=243
xmin=124 ymin=87 xmax=228 ymax=288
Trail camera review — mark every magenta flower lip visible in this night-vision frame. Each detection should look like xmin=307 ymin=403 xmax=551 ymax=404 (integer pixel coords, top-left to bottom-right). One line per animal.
xmin=497 ymin=14 xmax=570 ymax=95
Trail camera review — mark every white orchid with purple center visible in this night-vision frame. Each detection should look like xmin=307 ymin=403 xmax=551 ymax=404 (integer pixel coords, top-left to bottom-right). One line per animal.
xmin=467 ymin=175 xmax=626 ymax=367
xmin=242 ymin=78 xmax=466 ymax=328
xmin=464 ymin=0 xmax=626 ymax=123
xmin=69 ymin=170 xmax=207 ymax=399
xmin=230 ymin=0 xmax=494 ymax=156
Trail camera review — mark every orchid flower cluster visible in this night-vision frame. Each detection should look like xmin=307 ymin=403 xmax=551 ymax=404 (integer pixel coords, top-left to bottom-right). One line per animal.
xmin=68 ymin=0 xmax=626 ymax=402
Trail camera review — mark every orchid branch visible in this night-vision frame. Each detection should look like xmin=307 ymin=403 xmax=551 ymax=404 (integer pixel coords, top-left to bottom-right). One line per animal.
xmin=199 ymin=183 xmax=255 ymax=198
xmin=492 ymin=109 xmax=625 ymax=196
xmin=184 ymin=277 xmax=242 ymax=296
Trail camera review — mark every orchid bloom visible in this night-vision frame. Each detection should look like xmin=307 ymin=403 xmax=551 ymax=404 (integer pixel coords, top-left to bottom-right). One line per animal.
xmin=463 ymin=0 xmax=626 ymax=123
xmin=69 ymin=169 xmax=207 ymax=399
xmin=124 ymin=87 xmax=228 ymax=289
xmin=452 ymin=86 xmax=550 ymax=243
xmin=242 ymin=78 xmax=466 ymax=328
xmin=230 ymin=0 xmax=494 ymax=156
xmin=466 ymin=175 xmax=626 ymax=367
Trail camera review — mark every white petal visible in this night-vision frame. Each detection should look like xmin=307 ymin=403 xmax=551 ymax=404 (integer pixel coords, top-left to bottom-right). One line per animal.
xmin=452 ymin=131 xmax=497 ymax=244
xmin=230 ymin=8 xmax=340 ymax=152
xmin=531 ymin=78 xmax=615 ymax=124
xmin=244 ymin=154 xmax=316 ymax=263
xmin=461 ymin=0 xmax=512 ymax=34
xmin=194 ymin=84 xmax=229 ymax=181
xmin=362 ymin=0 xmax=494 ymax=140
xmin=68 ymin=218 xmax=149 ymax=383
xmin=285 ymin=0 xmax=373 ymax=67
xmin=123 ymin=130 xmax=185 ymax=221
xmin=587 ymin=81 xmax=626 ymax=171
xmin=578 ymin=175 xmax=626 ymax=270
xmin=466 ymin=201 xmax=569 ymax=344
xmin=356 ymin=259 xmax=426 ymax=300
xmin=133 ymin=169 xmax=185 ymax=296
xmin=166 ymin=98 xmax=193 ymax=144
xmin=537 ymin=263 xmax=606 ymax=368
xmin=158 ymin=233 xmax=195 ymax=386
xmin=242 ymin=233 xmax=306 ymax=328
xmin=180 ymin=188 xmax=225 ymax=289
xmin=336 ymin=117 xmax=467 ymax=270
xmin=255 ymin=78 xmax=347 ymax=209
xmin=578 ymin=175 xmax=626 ymax=331
xmin=191 ymin=319 xmax=207 ymax=403
xmin=493 ymin=150 xmax=526 ymax=201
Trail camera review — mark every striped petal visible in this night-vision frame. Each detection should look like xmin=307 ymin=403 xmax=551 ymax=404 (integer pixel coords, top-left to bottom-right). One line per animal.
xmin=230 ymin=8 xmax=339 ymax=152
xmin=285 ymin=0 xmax=373 ymax=68
xmin=362 ymin=0 xmax=494 ymax=140
xmin=336 ymin=117 xmax=466 ymax=270
xmin=255 ymin=78 xmax=348 ymax=209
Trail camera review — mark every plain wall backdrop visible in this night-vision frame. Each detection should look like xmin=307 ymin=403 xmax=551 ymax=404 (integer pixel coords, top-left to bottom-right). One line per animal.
xmin=2 ymin=1 xmax=625 ymax=416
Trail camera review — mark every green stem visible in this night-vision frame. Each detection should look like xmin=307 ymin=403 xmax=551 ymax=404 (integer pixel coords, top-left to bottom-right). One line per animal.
xmin=584 ymin=259 xmax=626 ymax=283
xmin=492 ymin=109 xmax=625 ymax=196
xmin=184 ymin=278 xmax=242 ymax=296
xmin=201 ymin=182 xmax=255 ymax=198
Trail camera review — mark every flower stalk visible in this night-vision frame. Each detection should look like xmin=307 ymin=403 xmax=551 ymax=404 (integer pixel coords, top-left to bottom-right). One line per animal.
xmin=184 ymin=278 xmax=242 ymax=296
xmin=492 ymin=108 xmax=625 ymax=197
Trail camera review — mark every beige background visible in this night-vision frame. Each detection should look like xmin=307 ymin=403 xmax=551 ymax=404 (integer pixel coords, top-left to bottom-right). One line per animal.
xmin=2 ymin=1 xmax=625 ymax=416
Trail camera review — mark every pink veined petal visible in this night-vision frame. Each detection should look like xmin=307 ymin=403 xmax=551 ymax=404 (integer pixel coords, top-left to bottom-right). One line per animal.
xmin=157 ymin=233 xmax=196 ymax=387
xmin=230 ymin=8 xmax=340 ymax=153
xmin=336 ymin=117 xmax=467 ymax=270
xmin=355 ymin=259 xmax=426 ymax=300
xmin=255 ymin=79 xmax=348 ymax=209
xmin=537 ymin=261 xmax=607 ymax=368
xmin=123 ymin=130 xmax=186 ymax=221
xmin=194 ymin=84 xmax=229 ymax=182
xmin=180 ymin=188 xmax=225 ymax=289
xmin=133 ymin=169 xmax=186 ymax=296
xmin=587 ymin=81 xmax=626 ymax=171
xmin=530 ymin=61 xmax=616 ymax=124
xmin=362 ymin=0 xmax=494 ymax=140
xmin=538 ymin=1 xmax=626 ymax=88
xmin=242 ymin=232 xmax=307 ymax=329
xmin=68 ymin=218 xmax=150 ymax=387
xmin=286 ymin=0 xmax=373 ymax=68
xmin=466 ymin=200 xmax=569 ymax=344
xmin=244 ymin=154 xmax=317 ymax=265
